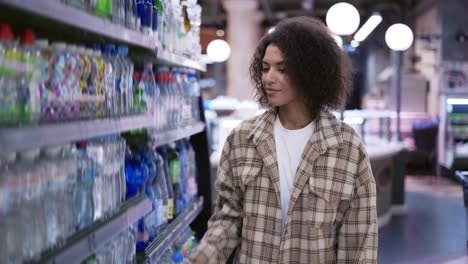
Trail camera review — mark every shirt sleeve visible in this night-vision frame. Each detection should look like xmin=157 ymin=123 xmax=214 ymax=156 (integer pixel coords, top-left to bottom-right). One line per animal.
xmin=336 ymin=147 xmax=378 ymax=263
xmin=189 ymin=133 xmax=243 ymax=263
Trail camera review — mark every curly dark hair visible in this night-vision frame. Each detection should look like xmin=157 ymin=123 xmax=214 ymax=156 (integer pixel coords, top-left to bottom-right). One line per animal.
xmin=249 ymin=16 xmax=352 ymax=116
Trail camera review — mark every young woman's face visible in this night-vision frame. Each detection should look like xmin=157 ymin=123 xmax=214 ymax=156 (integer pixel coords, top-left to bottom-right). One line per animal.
xmin=261 ymin=44 xmax=300 ymax=107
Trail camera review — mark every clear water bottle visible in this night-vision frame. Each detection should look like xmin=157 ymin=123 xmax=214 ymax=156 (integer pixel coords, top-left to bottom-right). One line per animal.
xmin=184 ymin=139 xmax=197 ymax=200
xmin=117 ymin=46 xmax=133 ymax=115
xmin=151 ymin=149 xmax=169 ymax=234
xmin=75 ymin=142 xmax=95 ymax=230
xmin=62 ymin=144 xmax=78 ymax=238
xmin=18 ymin=149 xmax=46 ymax=261
xmin=42 ymin=146 xmax=62 ymax=248
xmin=0 ymin=152 xmax=20 ymax=263
xmin=102 ymin=44 xmax=116 ymax=117
xmin=141 ymin=62 xmax=156 ymax=115
xmin=157 ymin=147 xmax=175 ymax=222
xmin=175 ymin=140 xmax=188 ymax=213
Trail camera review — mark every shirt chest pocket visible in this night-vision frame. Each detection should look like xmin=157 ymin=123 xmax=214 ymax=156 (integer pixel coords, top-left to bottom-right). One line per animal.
xmin=302 ymin=170 xmax=354 ymax=229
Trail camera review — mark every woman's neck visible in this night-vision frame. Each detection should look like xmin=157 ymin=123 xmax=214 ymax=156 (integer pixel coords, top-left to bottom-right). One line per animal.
xmin=277 ymin=103 xmax=315 ymax=130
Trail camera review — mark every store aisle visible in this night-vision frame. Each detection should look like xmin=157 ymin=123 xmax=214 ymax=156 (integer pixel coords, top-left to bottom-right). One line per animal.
xmin=378 ymin=176 xmax=467 ymax=264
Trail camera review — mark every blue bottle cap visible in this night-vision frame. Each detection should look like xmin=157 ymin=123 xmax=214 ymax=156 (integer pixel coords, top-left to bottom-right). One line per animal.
xmin=91 ymin=43 xmax=101 ymax=51
xmin=172 ymin=251 xmax=184 ymax=263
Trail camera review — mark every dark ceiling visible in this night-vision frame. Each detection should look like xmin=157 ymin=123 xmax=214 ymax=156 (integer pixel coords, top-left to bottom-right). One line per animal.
xmin=200 ymin=0 xmax=426 ymax=28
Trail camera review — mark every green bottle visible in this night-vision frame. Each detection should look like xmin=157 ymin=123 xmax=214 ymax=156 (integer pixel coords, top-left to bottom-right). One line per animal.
xmin=93 ymin=0 xmax=112 ymax=18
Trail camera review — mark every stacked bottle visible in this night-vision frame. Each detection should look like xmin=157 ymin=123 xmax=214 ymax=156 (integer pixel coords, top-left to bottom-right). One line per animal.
xmin=60 ymin=0 xmax=202 ymax=59
xmin=0 ymin=146 xmax=77 ymax=262
xmin=123 ymin=132 xmax=198 ymax=253
xmin=0 ymin=25 xmax=138 ymax=126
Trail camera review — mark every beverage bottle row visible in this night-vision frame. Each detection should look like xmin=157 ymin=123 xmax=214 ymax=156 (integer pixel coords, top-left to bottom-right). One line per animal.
xmin=158 ymin=0 xmax=202 ymax=59
xmin=124 ymin=134 xmax=198 ymax=252
xmin=0 ymin=146 xmax=77 ymax=263
xmin=159 ymin=227 xmax=199 ymax=264
xmin=81 ymin=227 xmax=136 ymax=264
xmin=0 ymin=25 xmax=138 ymax=126
xmin=0 ymin=135 xmax=126 ymax=263
xmin=133 ymin=65 xmax=201 ymax=133
xmin=60 ymin=0 xmax=202 ymax=59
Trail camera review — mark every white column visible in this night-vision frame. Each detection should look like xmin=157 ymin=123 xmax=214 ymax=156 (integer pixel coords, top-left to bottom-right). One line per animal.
xmin=223 ymin=0 xmax=263 ymax=101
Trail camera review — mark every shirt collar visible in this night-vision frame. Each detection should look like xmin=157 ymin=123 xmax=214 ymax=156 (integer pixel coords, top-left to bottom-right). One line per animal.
xmin=247 ymin=107 xmax=344 ymax=154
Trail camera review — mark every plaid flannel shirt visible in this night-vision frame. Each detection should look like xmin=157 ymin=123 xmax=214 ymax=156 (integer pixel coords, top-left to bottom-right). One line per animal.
xmin=190 ymin=108 xmax=378 ymax=263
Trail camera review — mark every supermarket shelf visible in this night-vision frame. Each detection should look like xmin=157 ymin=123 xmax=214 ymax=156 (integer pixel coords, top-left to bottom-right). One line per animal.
xmin=145 ymin=197 xmax=204 ymax=263
xmin=0 ymin=114 xmax=154 ymax=153
xmin=0 ymin=0 xmax=158 ymax=51
xmin=451 ymin=122 xmax=468 ymax=126
xmin=157 ymin=49 xmax=207 ymax=72
xmin=152 ymin=122 xmax=205 ymax=147
xmin=455 ymin=153 xmax=468 ymax=159
xmin=41 ymin=197 xmax=153 ymax=264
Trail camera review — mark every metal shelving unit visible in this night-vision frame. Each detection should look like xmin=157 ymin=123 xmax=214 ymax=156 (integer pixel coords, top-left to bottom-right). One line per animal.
xmin=144 ymin=197 xmax=204 ymax=263
xmin=1 ymin=118 xmax=205 ymax=153
xmin=0 ymin=0 xmax=158 ymax=51
xmin=153 ymin=122 xmax=205 ymax=147
xmin=0 ymin=115 xmax=154 ymax=153
xmin=157 ymin=49 xmax=207 ymax=72
xmin=40 ymin=197 xmax=153 ymax=264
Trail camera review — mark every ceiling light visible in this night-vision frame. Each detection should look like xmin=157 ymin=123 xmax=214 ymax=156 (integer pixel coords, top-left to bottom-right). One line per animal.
xmin=326 ymin=2 xmax=360 ymax=36
xmin=353 ymin=13 xmax=382 ymax=42
xmin=385 ymin=23 xmax=414 ymax=51
xmin=207 ymin=39 xmax=231 ymax=62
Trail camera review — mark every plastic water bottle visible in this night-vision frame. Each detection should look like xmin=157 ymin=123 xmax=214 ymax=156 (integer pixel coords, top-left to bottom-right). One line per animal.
xmin=182 ymin=139 xmax=197 ymax=201
xmin=75 ymin=142 xmax=95 ymax=230
xmin=18 ymin=149 xmax=46 ymax=260
xmin=102 ymin=44 xmax=116 ymax=117
xmin=141 ymin=63 xmax=156 ymax=115
xmin=125 ymin=147 xmax=148 ymax=198
xmin=111 ymin=46 xmax=123 ymax=116
xmin=187 ymin=70 xmax=200 ymax=121
xmin=151 ymin=149 xmax=168 ymax=235
xmin=88 ymin=139 xmax=105 ymax=221
xmin=93 ymin=0 xmax=112 ymax=18
xmin=19 ymin=29 xmax=41 ymax=124
xmin=175 ymin=141 xmax=188 ymax=213
xmin=157 ymin=146 xmax=175 ymax=222
xmin=90 ymin=44 xmax=106 ymax=118
xmin=117 ymin=46 xmax=133 ymax=115
xmin=0 ymin=24 xmax=17 ymax=126
xmin=112 ymin=0 xmax=125 ymax=25
xmin=41 ymin=146 xmax=62 ymax=248
xmin=0 ymin=153 xmax=20 ymax=262
xmin=167 ymin=143 xmax=184 ymax=216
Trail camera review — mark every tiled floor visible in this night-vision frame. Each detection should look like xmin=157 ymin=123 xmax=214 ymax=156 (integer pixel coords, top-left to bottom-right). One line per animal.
xmin=378 ymin=176 xmax=468 ymax=264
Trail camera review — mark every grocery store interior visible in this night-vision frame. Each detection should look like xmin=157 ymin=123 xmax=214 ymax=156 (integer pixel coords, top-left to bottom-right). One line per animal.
xmin=0 ymin=0 xmax=468 ymax=263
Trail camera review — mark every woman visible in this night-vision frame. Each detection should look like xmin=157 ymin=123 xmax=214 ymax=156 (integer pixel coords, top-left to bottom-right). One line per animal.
xmin=190 ymin=16 xmax=378 ymax=263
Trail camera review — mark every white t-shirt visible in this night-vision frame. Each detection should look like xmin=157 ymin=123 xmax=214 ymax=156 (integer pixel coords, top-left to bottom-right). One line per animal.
xmin=274 ymin=116 xmax=315 ymax=228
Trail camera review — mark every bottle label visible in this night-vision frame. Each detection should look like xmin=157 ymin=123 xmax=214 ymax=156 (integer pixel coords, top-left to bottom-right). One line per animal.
xmin=169 ymin=159 xmax=180 ymax=184
xmin=167 ymin=198 xmax=174 ymax=220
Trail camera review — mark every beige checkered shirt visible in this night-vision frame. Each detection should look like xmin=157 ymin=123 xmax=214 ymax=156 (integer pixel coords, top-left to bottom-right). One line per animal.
xmin=190 ymin=108 xmax=378 ymax=263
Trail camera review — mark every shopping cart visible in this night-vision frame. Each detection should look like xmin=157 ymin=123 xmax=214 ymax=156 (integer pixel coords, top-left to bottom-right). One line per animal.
xmin=455 ymin=171 xmax=468 ymax=254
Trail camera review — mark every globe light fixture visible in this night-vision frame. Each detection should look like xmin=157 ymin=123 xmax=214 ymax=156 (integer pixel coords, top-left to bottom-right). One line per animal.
xmin=326 ymin=2 xmax=360 ymax=36
xmin=385 ymin=23 xmax=414 ymax=51
xmin=207 ymin=39 xmax=231 ymax=62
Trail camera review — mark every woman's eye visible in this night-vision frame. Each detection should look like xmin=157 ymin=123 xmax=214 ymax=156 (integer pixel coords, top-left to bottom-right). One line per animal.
xmin=262 ymin=67 xmax=269 ymax=72
xmin=278 ymin=68 xmax=286 ymax=73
